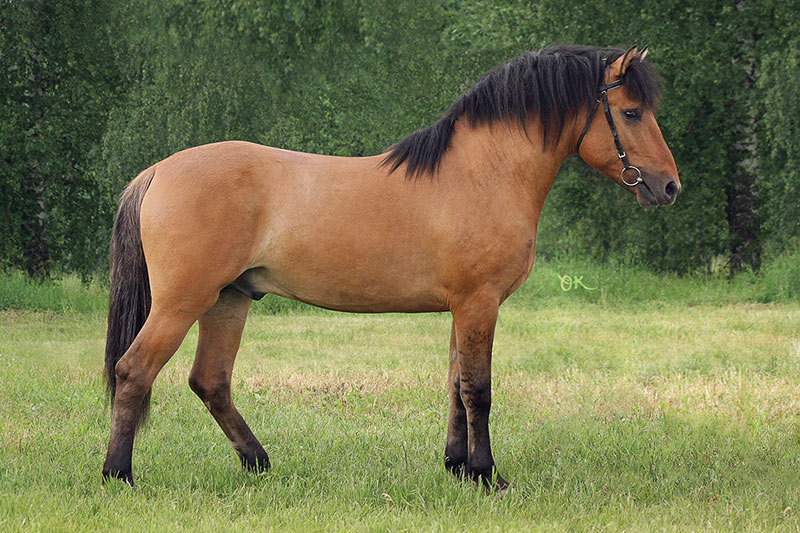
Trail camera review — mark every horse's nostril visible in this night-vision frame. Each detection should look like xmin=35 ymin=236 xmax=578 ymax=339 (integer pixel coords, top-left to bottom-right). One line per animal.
xmin=665 ymin=181 xmax=677 ymax=198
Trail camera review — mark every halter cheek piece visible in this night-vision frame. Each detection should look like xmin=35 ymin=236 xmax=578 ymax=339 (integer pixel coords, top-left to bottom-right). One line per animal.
xmin=575 ymin=69 xmax=643 ymax=187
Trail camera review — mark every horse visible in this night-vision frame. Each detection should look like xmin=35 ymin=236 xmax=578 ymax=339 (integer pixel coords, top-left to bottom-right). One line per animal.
xmin=102 ymin=44 xmax=680 ymax=491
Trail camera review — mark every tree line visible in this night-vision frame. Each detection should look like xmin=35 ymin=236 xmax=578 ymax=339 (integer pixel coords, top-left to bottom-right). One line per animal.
xmin=1 ymin=0 xmax=797 ymax=280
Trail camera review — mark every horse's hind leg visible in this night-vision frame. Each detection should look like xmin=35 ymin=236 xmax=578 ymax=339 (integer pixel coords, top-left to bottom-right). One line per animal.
xmin=188 ymin=289 xmax=270 ymax=472
xmin=103 ymin=308 xmax=199 ymax=484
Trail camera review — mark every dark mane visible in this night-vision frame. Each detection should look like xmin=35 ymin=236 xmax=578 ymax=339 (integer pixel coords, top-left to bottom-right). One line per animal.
xmin=382 ymin=45 xmax=661 ymax=179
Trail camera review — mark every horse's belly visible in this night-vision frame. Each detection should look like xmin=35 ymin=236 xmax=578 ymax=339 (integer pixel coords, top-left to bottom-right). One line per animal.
xmin=237 ymin=259 xmax=449 ymax=313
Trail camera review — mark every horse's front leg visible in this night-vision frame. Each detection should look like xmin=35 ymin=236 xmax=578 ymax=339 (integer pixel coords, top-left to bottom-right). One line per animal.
xmin=445 ymin=320 xmax=468 ymax=475
xmin=450 ymin=297 xmax=509 ymax=492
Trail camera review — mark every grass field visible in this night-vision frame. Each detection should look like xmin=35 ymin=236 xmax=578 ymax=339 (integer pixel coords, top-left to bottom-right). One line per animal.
xmin=1 ymin=268 xmax=800 ymax=530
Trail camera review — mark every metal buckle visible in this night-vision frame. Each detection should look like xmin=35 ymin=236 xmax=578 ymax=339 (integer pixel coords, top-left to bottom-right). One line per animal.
xmin=617 ymin=151 xmax=626 ymax=159
xmin=621 ymin=165 xmax=642 ymax=186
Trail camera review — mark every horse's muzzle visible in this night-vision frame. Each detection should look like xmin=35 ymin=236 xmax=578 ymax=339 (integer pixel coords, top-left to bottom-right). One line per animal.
xmin=636 ymin=173 xmax=680 ymax=206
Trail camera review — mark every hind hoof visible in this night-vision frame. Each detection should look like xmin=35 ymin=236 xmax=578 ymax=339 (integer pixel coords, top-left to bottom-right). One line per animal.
xmin=240 ymin=450 xmax=270 ymax=473
xmin=102 ymin=468 xmax=134 ymax=487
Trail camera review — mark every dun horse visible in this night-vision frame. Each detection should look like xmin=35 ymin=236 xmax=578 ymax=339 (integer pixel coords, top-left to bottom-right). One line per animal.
xmin=103 ymin=45 xmax=680 ymax=490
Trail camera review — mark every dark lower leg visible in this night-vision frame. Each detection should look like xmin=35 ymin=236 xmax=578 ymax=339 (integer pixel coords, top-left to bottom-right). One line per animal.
xmin=454 ymin=302 xmax=508 ymax=491
xmin=194 ymin=386 xmax=270 ymax=471
xmin=461 ymin=381 xmax=505 ymax=489
xmin=102 ymin=382 xmax=145 ymax=484
xmin=189 ymin=289 xmax=269 ymax=472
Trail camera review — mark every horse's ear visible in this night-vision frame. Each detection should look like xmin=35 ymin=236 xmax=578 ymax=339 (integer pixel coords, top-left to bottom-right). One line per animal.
xmin=609 ymin=45 xmax=638 ymax=78
xmin=636 ymin=45 xmax=649 ymax=62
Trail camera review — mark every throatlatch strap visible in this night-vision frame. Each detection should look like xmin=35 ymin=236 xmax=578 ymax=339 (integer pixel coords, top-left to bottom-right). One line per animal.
xmin=575 ymin=79 xmax=624 ymax=157
xmin=601 ymin=89 xmax=630 ymax=169
xmin=575 ymin=99 xmax=601 ymax=156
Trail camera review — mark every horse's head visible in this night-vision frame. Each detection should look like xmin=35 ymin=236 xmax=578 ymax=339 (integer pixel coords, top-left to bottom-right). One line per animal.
xmin=576 ymin=46 xmax=680 ymax=206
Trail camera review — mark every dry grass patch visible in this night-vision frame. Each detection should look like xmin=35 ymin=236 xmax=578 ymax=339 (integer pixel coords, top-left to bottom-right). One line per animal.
xmin=497 ymin=370 xmax=800 ymax=425
xmin=244 ymin=369 xmax=406 ymax=398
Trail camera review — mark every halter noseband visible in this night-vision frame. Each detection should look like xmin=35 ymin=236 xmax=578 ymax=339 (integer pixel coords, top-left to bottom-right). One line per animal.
xmin=575 ymin=68 xmax=643 ymax=187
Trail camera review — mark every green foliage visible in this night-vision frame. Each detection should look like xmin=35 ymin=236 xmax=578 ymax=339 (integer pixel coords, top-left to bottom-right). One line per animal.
xmin=0 ymin=0 xmax=127 ymax=278
xmin=1 ymin=0 xmax=799 ymax=279
xmin=756 ymin=2 xmax=800 ymax=255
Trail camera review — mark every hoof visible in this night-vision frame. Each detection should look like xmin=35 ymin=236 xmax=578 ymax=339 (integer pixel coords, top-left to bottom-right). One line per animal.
xmin=240 ymin=450 xmax=270 ymax=473
xmin=492 ymin=475 xmax=511 ymax=499
xmin=444 ymin=455 xmax=467 ymax=477
xmin=102 ymin=468 xmax=134 ymax=487
xmin=469 ymin=467 xmax=509 ymax=496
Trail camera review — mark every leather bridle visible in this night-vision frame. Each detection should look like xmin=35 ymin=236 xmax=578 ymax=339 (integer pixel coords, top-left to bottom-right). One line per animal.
xmin=575 ymin=67 xmax=643 ymax=187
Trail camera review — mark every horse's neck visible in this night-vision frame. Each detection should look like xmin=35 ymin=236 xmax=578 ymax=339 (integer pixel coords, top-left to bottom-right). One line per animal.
xmin=444 ymin=120 xmax=574 ymax=222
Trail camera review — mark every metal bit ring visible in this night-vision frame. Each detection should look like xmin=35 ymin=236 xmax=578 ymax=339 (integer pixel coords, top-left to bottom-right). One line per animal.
xmin=621 ymin=165 xmax=643 ymax=187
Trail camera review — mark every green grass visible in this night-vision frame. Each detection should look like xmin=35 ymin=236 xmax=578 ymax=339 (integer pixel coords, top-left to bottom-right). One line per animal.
xmin=0 ymin=271 xmax=109 ymax=314
xmin=2 ymin=249 xmax=798 ymax=315
xmin=2 ymin=295 xmax=800 ymax=530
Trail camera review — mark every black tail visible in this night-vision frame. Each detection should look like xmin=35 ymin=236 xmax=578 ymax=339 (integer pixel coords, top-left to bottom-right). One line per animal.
xmin=104 ymin=168 xmax=155 ymax=429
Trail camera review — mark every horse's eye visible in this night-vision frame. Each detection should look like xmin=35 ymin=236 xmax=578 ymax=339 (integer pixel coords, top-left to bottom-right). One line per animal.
xmin=624 ymin=109 xmax=640 ymax=120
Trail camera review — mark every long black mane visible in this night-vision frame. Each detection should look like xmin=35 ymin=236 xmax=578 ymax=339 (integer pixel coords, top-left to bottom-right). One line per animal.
xmin=382 ymin=45 xmax=661 ymax=179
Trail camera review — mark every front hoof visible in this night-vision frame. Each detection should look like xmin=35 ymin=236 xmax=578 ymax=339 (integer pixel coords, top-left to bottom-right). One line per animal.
xmin=444 ymin=455 xmax=467 ymax=477
xmin=240 ymin=450 xmax=270 ymax=473
xmin=491 ymin=474 xmax=510 ymax=498
xmin=469 ymin=467 xmax=510 ymax=496
xmin=102 ymin=468 xmax=134 ymax=487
